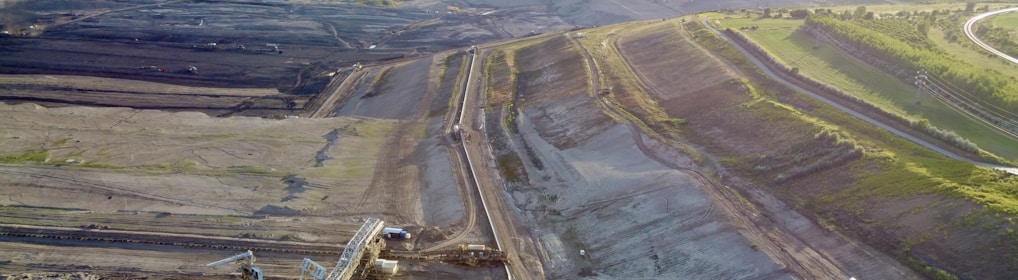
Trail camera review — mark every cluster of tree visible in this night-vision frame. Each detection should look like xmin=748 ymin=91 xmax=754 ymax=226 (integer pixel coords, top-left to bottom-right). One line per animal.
xmin=761 ymin=8 xmax=811 ymax=19
xmin=805 ymin=14 xmax=1018 ymax=112
xmin=853 ymin=18 xmax=935 ymax=49
xmin=975 ymin=23 xmax=1018 ymax=60
xmin=810 ymin=6 xmax=874 ymax=20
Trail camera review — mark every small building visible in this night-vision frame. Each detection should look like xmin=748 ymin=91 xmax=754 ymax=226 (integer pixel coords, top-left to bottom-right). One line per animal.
xmin=374 ymin=259 xmax=398 ymax=275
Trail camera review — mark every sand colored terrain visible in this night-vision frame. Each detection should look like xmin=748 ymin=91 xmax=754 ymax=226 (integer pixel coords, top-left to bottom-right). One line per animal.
xmin=0 ymin=100 xmax=395 ymax=219
xmin=0 ymin=0 xmax=977 ymax=279
xmin=0 ymin=102 xmax=401 ymax=276
xmin=0 ymin=44 xmax=503 ymax=278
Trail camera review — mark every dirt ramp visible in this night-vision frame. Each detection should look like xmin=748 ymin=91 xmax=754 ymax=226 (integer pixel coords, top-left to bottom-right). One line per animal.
xmin=336 ymin=57 xmax=432 ymax=120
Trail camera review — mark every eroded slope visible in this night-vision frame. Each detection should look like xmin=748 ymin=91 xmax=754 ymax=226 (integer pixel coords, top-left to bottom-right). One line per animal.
xmin=482 ymin=35 xmax=792 ymax=279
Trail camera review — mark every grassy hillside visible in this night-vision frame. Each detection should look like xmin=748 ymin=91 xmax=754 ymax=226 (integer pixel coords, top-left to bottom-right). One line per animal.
xmin=579 ymin=13 xmax=1018 ymax=279
xmin=717 ymin=13 xmax=1018 ymax=161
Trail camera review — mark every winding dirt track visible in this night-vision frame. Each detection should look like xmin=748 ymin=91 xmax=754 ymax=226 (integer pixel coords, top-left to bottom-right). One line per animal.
xmin=423 ymin=52 xmax=480 ymax=253
xmin=461 ymin=44 xmax=549 ymax=280
xmin=568 ymin=30 xmax=850 ymax=279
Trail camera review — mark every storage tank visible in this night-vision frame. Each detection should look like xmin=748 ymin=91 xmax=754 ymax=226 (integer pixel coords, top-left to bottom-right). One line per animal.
xmin=465 ymin=244 xmax=486 ymax=251
xmin=374 ymin=259 xmax=398 ymax=275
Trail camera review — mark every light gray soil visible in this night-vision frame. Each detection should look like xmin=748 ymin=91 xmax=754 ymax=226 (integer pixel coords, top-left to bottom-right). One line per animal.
xmin=512 ymin=107 xmax=790 ymax=279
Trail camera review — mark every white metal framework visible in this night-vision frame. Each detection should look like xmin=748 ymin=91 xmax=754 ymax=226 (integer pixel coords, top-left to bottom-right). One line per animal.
xmin=207 ymin=250 xmax=254 ymax=268
xmin=300 ymin=257 xmax=328 ymax=280
xmin=325 ymin=218 xmax=384 ymax=280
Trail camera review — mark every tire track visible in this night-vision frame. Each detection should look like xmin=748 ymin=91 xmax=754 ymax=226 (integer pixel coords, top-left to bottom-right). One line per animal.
xmin=354 ymin=60 xmax=437 ymax=224
xmin=0 ymin=168 xmax=242 ymax=215
xmin=307 ymin=68 xmax=366 ymax=118
xmin=423 ymin=52 xmax=480 ymax=252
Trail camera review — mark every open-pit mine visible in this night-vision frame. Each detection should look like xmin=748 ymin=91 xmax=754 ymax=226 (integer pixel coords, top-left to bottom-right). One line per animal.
xmin=3 ymin=0 xmax=1017 ymax=279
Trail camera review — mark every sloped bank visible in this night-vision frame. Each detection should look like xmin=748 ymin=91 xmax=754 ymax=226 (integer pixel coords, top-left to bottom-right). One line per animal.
xmin=481 ymin=35 xmax=791 ymax=279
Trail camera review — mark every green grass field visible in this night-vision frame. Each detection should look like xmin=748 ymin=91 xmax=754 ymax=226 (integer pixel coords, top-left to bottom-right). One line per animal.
xmin=990 ymin=10 xmax=1018 ymax=27
xmin=718 ymin=16 xmax=1018 ymax=161
xmin=927 ymin=27 xmax=1018 ymax=81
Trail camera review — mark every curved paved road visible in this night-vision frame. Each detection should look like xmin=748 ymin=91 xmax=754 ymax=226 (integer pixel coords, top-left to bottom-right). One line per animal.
xmin=701 ymin=17 xmax=1018 ymax=175
xmin=964 ymin=7 xmax=1018 ymax=65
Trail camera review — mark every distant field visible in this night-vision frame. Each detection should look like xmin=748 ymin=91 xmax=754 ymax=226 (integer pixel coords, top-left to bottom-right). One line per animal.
xmin=718 ymin=16 xmax=1018 ymax=160
xmin=990 ymin=10 xmax=1018 ymax=28
xmin=927 ymin=28 xmax=1018 ymax=81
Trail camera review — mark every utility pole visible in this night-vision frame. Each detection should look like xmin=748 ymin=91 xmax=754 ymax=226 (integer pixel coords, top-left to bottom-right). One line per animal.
xmin=915 ymin=69 xmax=927 ymax=105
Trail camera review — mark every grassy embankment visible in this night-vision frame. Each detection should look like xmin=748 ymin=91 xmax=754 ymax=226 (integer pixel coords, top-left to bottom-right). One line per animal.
xmin=541 ymin=12 xmax=1018 ymax=278
xmin=717 ymin=9 xmax=1018 ymax=161
xmin=976 ymin=10 xmax=1018 ymax=58
xmin=689 ymin=12 xmax=1018 ymax=279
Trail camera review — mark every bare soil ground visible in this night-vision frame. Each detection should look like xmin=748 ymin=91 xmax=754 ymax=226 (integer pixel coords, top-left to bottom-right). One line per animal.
xmin=0 ymin=102 xmax=396 ymax=277
xmin=0 ymin=0 xmax=570 ymax=117
xmin=0 ymin=0 xmax=940 ymax=279
xmin=479 ymin=34 xmax=790 ymax=279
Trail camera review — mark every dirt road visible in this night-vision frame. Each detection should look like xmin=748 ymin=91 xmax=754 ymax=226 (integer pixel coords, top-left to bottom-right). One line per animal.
xmin=460 ymin=48 xmax=545 ymax=280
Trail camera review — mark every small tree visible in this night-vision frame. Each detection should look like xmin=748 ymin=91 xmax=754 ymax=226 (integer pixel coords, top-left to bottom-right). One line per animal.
xmin=763 ymin=8 xmax=772 ymax=18
xmin=854 ymin=6 xmax=867 ymax=19
xmin=790 ymin=9 xmax=810 ymax=19
xmin=966 ymin=2 xmax=976 ymax=13
xmin=917 ymin=21 xmax=930 ymax=36
xmin=840 ymin=10 xmax=853 ymax=20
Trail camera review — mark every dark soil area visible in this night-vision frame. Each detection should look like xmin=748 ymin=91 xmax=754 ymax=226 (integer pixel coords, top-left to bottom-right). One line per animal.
xmin=0 ymin=0 xmax=533 ymax=117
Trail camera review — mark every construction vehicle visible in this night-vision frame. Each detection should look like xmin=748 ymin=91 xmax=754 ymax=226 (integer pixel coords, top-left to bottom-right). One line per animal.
xmin=207 ymin=250 xmax=263 ymax=280
xmin=451 ymin=124 xmax=462 ymax=141
xmin=382 ymin=227 xmax=411 ymax=240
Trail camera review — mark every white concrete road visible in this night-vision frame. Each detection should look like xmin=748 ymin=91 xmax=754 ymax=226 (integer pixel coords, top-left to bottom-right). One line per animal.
xmin=964 ymin=7 xmax=1018 ymax=65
